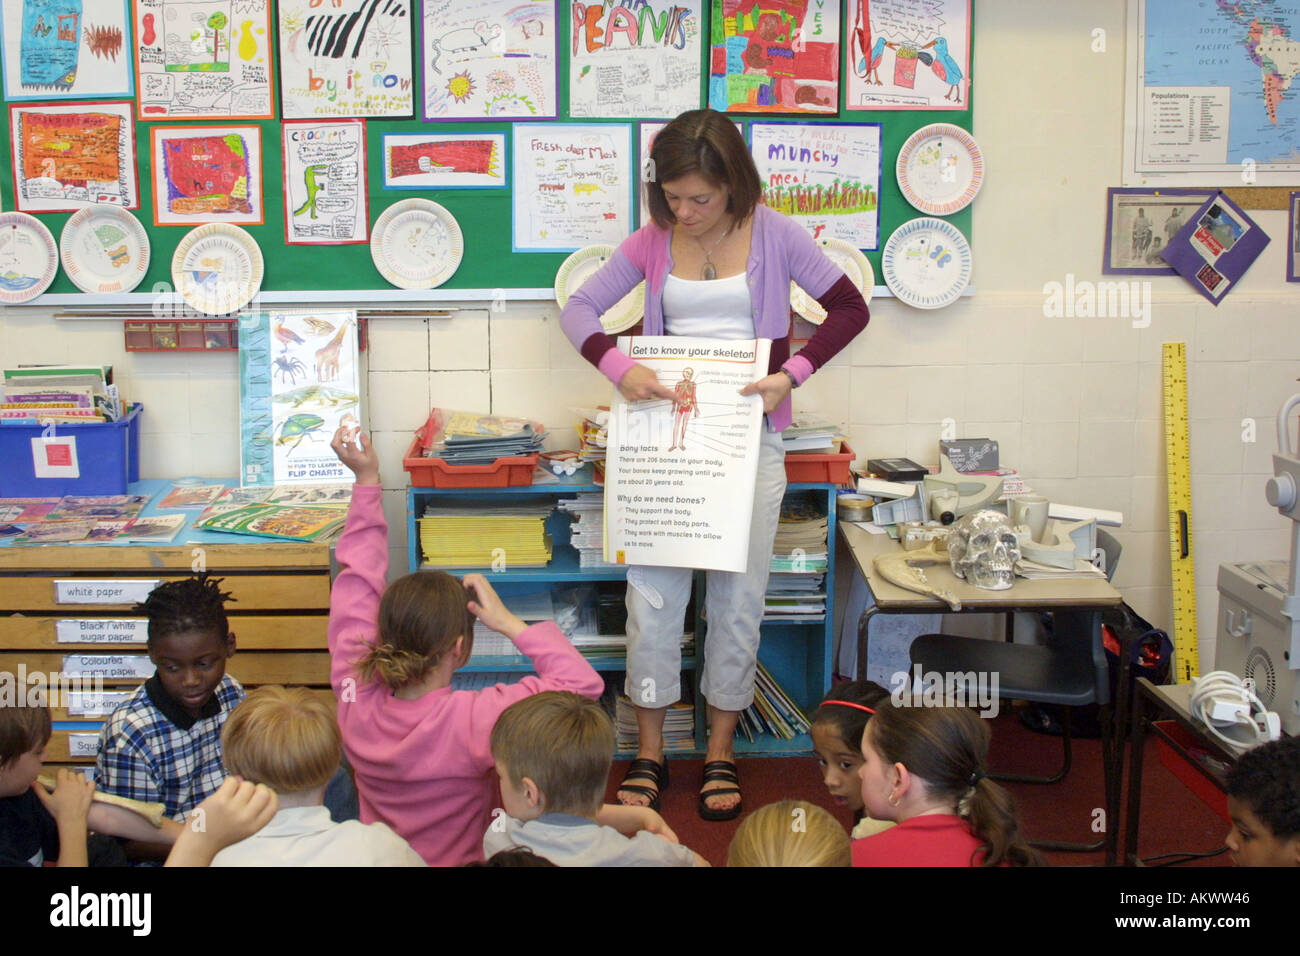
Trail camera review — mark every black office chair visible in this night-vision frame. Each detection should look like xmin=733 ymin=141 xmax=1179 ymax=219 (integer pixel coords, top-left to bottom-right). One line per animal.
xmin=907 ymin=529 xmax=1121 ymax=851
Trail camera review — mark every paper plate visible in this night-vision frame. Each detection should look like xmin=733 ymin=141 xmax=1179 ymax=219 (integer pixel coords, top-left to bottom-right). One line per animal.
xmin=0 ymin=212 xmax=58 ymax=304
xmin=896 ymin=123 xmax=984 ymax=216
xmin=554 ymin=245 xmax=644 ymax=334
xmin=790 ymin=237 xmax=874 ymax=325
xmin=371 ymin=199 xmax=464 ymax=290
xmin=881 ymin=217 xmax=972 ymax=310
xmin=60 ymin=206 xmax=150 ymax=294
xmin=171 ymin=223 xmax=264 ymax=315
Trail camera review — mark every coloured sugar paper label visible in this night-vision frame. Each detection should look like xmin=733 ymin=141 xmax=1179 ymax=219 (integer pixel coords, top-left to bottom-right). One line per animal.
xmin=61 ymin=654 xmax=154 ymax=679
xmin=603 ymin=336 xmax=768 ymax=573
xmin=55 ymin=580 xmax=159 ymax=605
xmin=56 ymin=619 xmax=148 ymax=644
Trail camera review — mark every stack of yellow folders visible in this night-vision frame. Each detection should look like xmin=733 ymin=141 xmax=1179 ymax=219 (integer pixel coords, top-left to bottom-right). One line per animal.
xmin=418 ymin=503 xmax=553 ymax=569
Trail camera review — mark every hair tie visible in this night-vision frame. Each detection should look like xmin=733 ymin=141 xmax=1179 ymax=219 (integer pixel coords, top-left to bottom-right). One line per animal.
xmin=823 ymin=700 xmax=875 ymax=715
xmin=968 ymin=770 xmax=984 ymax=787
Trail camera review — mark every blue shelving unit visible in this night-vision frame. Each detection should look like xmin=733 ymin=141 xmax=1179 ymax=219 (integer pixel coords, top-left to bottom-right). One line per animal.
xmin=407 ymin=469 xmax=838 ymax=757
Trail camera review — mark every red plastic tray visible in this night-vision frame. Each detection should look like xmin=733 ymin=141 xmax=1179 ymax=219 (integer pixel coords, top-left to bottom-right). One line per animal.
xmin=785 ymin=441 xmax=855 ymax=485
xmin=403 ymin=437 xmax=537 ymax=488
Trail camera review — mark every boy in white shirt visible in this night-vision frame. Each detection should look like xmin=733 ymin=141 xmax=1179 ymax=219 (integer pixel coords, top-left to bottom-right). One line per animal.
xmin=211 ymin=686 xmax=423 ymax=867
xmin=485 ymin=692 xmax=708 ymax=866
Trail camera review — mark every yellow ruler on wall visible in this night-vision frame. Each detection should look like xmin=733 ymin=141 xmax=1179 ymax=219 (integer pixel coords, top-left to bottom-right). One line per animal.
xmin=1163 ymin=342 xmax=1198 ymax=682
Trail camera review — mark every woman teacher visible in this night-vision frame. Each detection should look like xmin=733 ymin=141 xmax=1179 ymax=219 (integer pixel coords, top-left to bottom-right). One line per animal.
xmin=560 ymin=109 xmax=870 ymax=820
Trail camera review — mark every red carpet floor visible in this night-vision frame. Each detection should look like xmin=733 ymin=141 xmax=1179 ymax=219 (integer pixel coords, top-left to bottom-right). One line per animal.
xmin=607 ymin=708 xmax=1232 ymax=867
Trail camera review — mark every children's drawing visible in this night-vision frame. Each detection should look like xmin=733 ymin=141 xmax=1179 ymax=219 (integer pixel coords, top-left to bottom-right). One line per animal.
xmin=1 ymin=1 xmax=133 ymax=101
xmin=512 ymin=124 xmax=633 ymax=252
xmin=750 ymin=122 xmax=881 ymax=249
xmin=382 ymin=133 xmax=505 ymax=189
xmin=846 ymin=0 xmax=970 ymax=111
xmin=569 ymin=1 xmax=702 ymax=119
xmin=240 ymin=310 xmax=362 ymax=487
xmin=282 ymin=120 xmax=368 ymax=245
xmin=280 ymin=0 xmax=413 ymax=119
xmin=709 ymin=0 xmax=839 ymax=114
xmin=133 ymin=0 xmax=273 ymax=119
xmin=422 ymin=0 xmax=555 ymax=120
xmin=9 ymin=101 xmax=138 ymax=212
xmin=151 ymin=125 xmax=262 ymax=226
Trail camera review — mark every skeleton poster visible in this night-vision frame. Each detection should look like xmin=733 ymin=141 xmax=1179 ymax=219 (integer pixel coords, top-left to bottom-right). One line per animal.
xmin=568 ymin=0 xmax=701 ymax=119
xmin=1 ymin=0 xmax=134 ymax=100
xmin=279 ymin=0 xmax=413 ymax=119
xmin=9 ymin=101 xmax=138 ymax=212
xmin=238 ymin=309 xmax=361 ymax=487
xmin=132 ymin=0 xmax=274 ymax=119
xmin=603 ymin=336 xmax=769 ymax=572
xmin=421 ymin=0 xmax=556 ymax=120
xmin=282 ymin=119 xmax=368 ymax=244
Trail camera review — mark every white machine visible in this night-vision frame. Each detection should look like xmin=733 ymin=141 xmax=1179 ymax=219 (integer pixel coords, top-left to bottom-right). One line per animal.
xmin=1215 ymin=393 xmax=1300 ymax=735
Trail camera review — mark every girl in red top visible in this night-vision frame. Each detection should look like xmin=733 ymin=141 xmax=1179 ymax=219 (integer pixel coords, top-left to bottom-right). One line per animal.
xmin=852 ymin=702 xmax=1043 ymax=867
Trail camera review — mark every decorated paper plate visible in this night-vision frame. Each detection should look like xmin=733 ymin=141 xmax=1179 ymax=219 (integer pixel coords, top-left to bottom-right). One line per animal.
xmin=60 ymin=206 xmax=150 ymax=295
xmin=881 ymin=217 xmax=972 ymax=310
xmin=0 ymin=212 xmax=58 ymax=305
xmin=371 ymin=198 xmax=464 ymax=290
xmin=171 ymin=223 xmax=264 ymax=315
xmin=554 ymin=245 xmax=645 ymax=334
xmin=896 ymin=123 xmax=984 ymax=216
xmin=790 ymin=237 xmax=874 ymax=325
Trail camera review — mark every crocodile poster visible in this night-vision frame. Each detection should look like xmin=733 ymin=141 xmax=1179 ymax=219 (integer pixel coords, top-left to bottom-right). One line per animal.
xmin=282 ymin=119 xmax=368 ymax=245
xmin=238 ymin=309 xmax=361 ymax=487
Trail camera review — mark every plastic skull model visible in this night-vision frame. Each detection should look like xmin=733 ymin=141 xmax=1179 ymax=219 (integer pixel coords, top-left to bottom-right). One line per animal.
xmin=948 ymin=509 xmax=1020 ymax=590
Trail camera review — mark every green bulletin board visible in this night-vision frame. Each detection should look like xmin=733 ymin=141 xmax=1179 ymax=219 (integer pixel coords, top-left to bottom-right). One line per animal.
xmin=1 ymin=2 xmax=973 ymax=298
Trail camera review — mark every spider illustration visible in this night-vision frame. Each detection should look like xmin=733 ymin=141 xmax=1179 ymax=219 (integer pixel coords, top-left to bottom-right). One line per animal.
xmin=274 ymin=354 xmax=308 ymax=385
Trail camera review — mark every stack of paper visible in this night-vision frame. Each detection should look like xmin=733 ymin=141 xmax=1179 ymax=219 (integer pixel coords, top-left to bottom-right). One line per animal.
xmin=736 ymin=662 xmax=811 ymax=742
xmin=573 ymin=407 xmax=609 ymax=463
xmin=766 ymin=499 xmax=828 ymax=620
xmin=416 ymin=409 xmax=545 ymax=464
xmin=555 ymin=494 xmax=618 ymax=568
xmin=1015 ymin=558 xmax=1107 ymax=580
xmin=781 ymin=415 xmax=843 ymax=453
xmin=418 ymin=502 xmax=553 ymax=569
xmin=451 ymin=671 xmax=528 ymax=691
xmin=470 ymin=592 xmax=556 ymax=657
xmin=617 ymin=694 xmax=696 ymax=752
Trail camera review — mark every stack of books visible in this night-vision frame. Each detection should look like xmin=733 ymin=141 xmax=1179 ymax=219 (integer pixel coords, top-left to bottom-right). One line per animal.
xmin=780 ymin=415 xmax=843 ymax=453
xmin=195 ymin=484 xmax=353 ymax=543
xmin=415 ymin=409 xmax=544 ymax=464
xmin=1 ymin=365 xmax=123 ymax=424
xmin=0 ymin=494 xmax=190 ymax=545
xmin=555 ymin=493 xmax=617 ymax=568
xmin=470 ymin=591 xmax=556 ymax=657
xmin=616 ymin=694 xmax=696 ymax=752
xmin=736 ymin=662 xmax=811 ymax=742
xmin=418 ymin=502 xmax=553 ymax=569
xmin=766 ymin=499 xmax=828 ymax=621
xmin=574 ymin=407 xmax=609 ymax=464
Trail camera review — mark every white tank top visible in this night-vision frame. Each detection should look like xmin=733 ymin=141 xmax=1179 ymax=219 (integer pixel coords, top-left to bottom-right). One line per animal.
xmin=663 ymin=272 xmax=754 ymax=339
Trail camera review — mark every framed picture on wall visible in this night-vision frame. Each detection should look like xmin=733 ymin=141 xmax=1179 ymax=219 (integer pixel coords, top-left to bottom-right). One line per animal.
xmin=1103 ymin=187 xmax=1215 ymax=275
xmin=151 ymin=125 xmax=263 ymax=227
xmin=1289 ymin=191 xmax=1300 ymax=283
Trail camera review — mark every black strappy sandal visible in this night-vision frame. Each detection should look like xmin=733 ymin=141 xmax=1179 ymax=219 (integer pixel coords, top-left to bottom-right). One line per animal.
xmin=617 ymin=756 xmax=669 ymax=811
xmin=698 ymin=760 xmax=742 ymax=822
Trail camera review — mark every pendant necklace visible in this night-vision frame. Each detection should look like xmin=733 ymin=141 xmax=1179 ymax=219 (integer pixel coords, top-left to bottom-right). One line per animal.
xmin=695 ymin=223 xmax=732 ymax=280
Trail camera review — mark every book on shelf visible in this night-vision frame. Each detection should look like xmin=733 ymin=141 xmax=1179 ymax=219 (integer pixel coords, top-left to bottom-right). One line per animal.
xmin=735 ymin=662 xmax=810 ymax=742
xmin=616 ymin=693 xmax=695 ymax=752
xmin=195 ymin=504 xmax=346 ymax=542
xmin=418 ymin=502 xmax=554 ymax=568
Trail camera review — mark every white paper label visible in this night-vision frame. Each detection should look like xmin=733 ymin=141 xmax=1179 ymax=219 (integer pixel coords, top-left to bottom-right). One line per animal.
xmin=61 ymin=655 xmax=154 ymax=679
xmin=67 ymin=734 xmax=100 ymax=758
xmin=31 ymin=435 xmax=80 ymax=479
xmin=55 ymin=580 xmax=160 ymax=605
xmin=56 ymin=619 xmax=149 ymax=644
xmin=66 ymin=690 xmax=134 ymax=717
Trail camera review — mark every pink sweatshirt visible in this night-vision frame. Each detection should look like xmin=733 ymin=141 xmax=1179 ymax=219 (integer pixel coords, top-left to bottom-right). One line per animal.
xmin=328 ymin=484 xmax=605 ymax=866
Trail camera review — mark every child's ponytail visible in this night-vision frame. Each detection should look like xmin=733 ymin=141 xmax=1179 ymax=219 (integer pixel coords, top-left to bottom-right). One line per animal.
xmin=355 ymin=571 xmax=476 ymax=690
xmin=963 ymin=775 xmax=1044 ymax=867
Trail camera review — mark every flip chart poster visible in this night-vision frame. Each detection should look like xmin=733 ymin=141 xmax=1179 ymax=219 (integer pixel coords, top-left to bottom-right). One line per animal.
xmin=709 ymin=0 xmax=839 ymax=114
xmin=604 ymin=336 xmax=769 ymax=572
xmin=750 ymin=121 xmax=880 ymax=249
xmin=512 ymin=123 xmax=633 ymax=252
xmin=383 ymin=133 xmax=505 ymax=189
xmin=1 ymin=0 xmax=134 ymax=100
xmin=151 ymin=124 xmax=262 ymax=226
xmin=282 ymin=120 xmax=368 ymax=245
xmin=421 ymin=0 xmax=556 ymax=120
xmin=570 ymin=1 xmax=702 ymax=119
xmin=9 ymin=102 xmax=139 ymax=212
xmin=133 ymin=0 xmax=274 ymax=119
xmin=846 ymin=0 xmax=970 ymax=110
xmin=279 ymin=0 xmax=413 ymax=119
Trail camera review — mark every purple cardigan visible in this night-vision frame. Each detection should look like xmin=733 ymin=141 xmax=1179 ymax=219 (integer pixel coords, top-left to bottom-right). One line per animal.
xmin=559 ymin=205 xmax=870 ymax=431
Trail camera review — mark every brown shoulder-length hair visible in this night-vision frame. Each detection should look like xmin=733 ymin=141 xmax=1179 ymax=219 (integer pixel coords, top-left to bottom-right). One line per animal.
xmin=356 ymin=571 xmax=475 ymax=690
xmin=645 ymin=109 xmax=762 ymax=229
